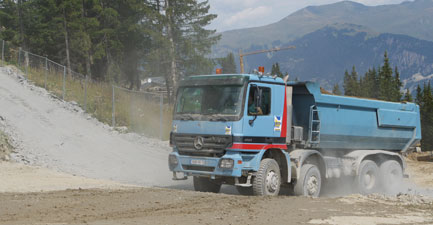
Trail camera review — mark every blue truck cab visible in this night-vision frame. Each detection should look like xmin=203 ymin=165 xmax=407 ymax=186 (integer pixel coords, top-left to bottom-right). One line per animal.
xmin=168 ymin=73 xmax=421 ymax=196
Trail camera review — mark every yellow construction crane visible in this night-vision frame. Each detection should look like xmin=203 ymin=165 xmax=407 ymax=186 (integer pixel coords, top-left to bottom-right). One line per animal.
xmin=239 ymin=46 xmax=296 ymax=74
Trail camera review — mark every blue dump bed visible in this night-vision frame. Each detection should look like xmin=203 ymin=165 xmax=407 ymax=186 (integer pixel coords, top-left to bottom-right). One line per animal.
xmin=292 ymin=82 xmax=421 ymax=151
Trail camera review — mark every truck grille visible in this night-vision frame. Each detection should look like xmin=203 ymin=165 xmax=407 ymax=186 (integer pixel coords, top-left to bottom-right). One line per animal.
xmin=173 ymin=134 xmax=232 ymax=157
xmin=183 ymin=165 xmax=215 ymax=172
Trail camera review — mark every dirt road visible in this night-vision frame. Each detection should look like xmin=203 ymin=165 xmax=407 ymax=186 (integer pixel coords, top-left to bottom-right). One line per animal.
xmin=0 ymin=157 xmax=432 ymax=225
xmin=1 ymin=65 xmax=433 ymax=225
xmin=1 ymin=180 xmax=432 ymax=225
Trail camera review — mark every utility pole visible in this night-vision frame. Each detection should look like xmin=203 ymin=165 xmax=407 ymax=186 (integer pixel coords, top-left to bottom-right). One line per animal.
xmin=239 ymin=46 xmax=296 ymax=74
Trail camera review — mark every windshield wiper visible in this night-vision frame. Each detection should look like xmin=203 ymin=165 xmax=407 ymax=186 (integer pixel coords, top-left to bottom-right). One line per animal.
xmin=208 ymin=115 xmax=228 ymax=122
xmin=178 ymin=114 xmax=194 ymax=121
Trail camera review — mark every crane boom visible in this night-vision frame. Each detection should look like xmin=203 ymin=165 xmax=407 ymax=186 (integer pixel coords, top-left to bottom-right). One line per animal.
xmin=239 ymin=46 xmax=295 ymax=73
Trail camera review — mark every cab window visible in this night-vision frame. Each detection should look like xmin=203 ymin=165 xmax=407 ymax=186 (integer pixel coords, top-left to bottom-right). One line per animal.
xmin=247 ymin=87 xmax=271 ymax=116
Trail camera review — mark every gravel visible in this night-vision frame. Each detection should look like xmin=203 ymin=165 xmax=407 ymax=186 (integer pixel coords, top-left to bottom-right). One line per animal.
xmin=0 ymin=66 xmax=186 ymax=188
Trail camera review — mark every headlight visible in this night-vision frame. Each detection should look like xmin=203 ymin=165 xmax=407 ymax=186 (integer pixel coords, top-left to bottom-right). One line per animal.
xmin=219 ymin=159 xmax=234 ymax=169
xmin=169 ymin=155 xmax=178 ymax=166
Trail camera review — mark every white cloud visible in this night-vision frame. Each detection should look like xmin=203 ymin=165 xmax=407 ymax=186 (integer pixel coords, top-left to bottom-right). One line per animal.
xmin=223 ymin=6 xmax=272 ymax=27
xmin=355 ymin=0 xmax=412 ymax=5
xmin=207 ymin=0 xmax=409 ymax=32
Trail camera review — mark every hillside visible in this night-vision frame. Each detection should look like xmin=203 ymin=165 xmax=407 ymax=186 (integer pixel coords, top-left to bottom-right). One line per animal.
xmin=0 ymin=66 xmax=180 ymax=188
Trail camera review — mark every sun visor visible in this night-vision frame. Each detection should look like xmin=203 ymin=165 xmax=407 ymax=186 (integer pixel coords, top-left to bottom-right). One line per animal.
xmin=179 ymin=75 xmax=248 ymax=87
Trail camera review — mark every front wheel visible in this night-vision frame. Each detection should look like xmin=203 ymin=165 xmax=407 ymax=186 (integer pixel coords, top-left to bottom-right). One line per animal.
xmin=252 ymin=158 xmax=281 ymax=196
xmin=193 ymin=177 xmax=221 ymax=193
xmin=294 ymin=164 xmax=322 ymax=197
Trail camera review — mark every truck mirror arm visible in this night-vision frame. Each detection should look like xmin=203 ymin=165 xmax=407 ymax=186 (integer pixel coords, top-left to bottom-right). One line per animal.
xmin=249 ymin=115 xmax=257 ymax=126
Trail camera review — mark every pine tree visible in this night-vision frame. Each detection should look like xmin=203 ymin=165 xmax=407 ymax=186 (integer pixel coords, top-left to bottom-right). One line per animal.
xmin=271 ymin=62 xmax=283 ymax=78
xmin=362 ymin=68 xmax=379 ymax=99
xmin=416 ymin=85 xmax=423 ymax=106
xmin=379 ymin=51 xmax=394 ymax=101
xmin=148 ymin=0 xmax=220 ymax=101
xmin=343 ymin=66 xmax=360 ymax=96
xmin=217 ymin=53 xmax=237 ymax=74
xmin=421 ymin=82 xmax=433 ymax=151
xmin=350 ymin=66 xmax=360 ymax=96
xmin=0 ymin=0 xmax=18 ymax=41
xmin=332 ymin=84 xmax=342 ymax=95
xmin=343 ymin=69 xmax=351 ymax=95
xmin=403 ymin=89 xmax=413 ymax=102
xmin=392 ymin=66 xmax=402 ymax=101
xmin=370 ymin=67 xmax=379 ymax=99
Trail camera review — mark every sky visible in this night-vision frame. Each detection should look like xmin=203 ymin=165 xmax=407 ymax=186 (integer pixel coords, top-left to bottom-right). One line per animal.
xmin=207 ymin=0 xmax=411 ymax=32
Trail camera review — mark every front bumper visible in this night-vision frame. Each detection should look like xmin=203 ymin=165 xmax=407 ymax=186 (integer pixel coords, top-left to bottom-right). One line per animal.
xmin=168 ymin=151 xmax=245 ymax=178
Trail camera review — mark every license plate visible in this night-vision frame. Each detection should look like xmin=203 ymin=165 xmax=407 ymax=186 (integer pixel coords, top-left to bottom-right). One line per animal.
xmin=191 ymin=159 xmax=206 ymax=165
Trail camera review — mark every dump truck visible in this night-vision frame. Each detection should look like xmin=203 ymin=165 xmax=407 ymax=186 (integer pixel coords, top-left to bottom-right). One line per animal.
xmin=168 ymin=71 xmax=421 ymax=196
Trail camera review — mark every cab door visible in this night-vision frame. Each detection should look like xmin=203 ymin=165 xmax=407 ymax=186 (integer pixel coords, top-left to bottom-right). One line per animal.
xmin=242 ymin=83 xmax=276 ymax=140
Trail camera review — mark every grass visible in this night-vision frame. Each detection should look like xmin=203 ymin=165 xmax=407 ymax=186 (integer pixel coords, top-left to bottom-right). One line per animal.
xmin=12 ymin=61 xmax=173 ymax=140
xmin=0 ymin=130 xmax=14 ymax=161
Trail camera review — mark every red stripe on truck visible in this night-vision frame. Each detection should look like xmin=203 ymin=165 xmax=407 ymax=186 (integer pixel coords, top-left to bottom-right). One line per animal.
xmin=228 ymin=143 xmax=288 ymax=150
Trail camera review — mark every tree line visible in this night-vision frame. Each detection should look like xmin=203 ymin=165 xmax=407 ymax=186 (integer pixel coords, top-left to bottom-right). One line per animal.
xmin=333 ymin=51 xmax=431 ymax=151
xmin=0 ymin=0 xmax=219 ymax=101
xmin=335 ymin=52 xmax=403 ymax=102
xmin=415 ymin=82 xmax=433 ymax=151
xmin=216 ymin=54 xmax=291 ymax=79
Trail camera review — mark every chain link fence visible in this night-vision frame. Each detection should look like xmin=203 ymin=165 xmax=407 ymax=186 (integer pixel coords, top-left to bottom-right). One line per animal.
xmin=0 ymin=39 xmax=171 ymax=140
xmin=112 ymin=86 xmax=169 ymax=139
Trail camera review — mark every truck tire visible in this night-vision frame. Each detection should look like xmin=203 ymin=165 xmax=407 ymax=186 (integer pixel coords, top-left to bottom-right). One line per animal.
xmin=379 ymin=160 xmax=403 ymax=194
xmin=236 ymin=186 xmax=254 ymax=196
xmin=252 ymin=158 xmax=281 ymax=196
xmin=294 ymin=164 xmax=321 ymax=197
xmin=356 ymin=160 xmax=379 ymax=195
xmin=193 ymin=177 xmax=221 ymax=193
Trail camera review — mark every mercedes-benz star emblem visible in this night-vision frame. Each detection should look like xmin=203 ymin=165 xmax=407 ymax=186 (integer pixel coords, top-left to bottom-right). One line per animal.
xmin=194 ymin=136 xmax=204 ymax=150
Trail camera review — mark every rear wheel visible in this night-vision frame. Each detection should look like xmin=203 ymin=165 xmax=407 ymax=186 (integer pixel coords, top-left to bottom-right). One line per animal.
xmin=294 ymin=164 xmax=321 ymax=197
xmin=379 ymin=160 xmax=403 ymax=194
xmin=252 ymin=158 xmax=281 ymax=196
xmin=356 ymin=160 xmax=379 ymax=195
xmin=193 ymin=177 xmax=221 ymax=193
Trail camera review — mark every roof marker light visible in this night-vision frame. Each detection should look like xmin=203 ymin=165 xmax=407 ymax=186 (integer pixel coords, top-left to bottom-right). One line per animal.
xmin=258 ymin=66 xmax=265 ymax=74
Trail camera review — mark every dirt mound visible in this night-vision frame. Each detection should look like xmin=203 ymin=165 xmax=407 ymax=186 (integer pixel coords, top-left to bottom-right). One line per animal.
xmin=0 ymin=66 xmax=182 ymax=188
xmin=407 ymin=151 xmax=433 ymax=162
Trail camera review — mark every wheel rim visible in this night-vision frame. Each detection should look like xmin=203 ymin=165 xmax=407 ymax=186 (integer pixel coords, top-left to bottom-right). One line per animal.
xmin=265 ymin=170 xmax=279 ymax=193
xmin=363 ymin=170 xmax=375 ymax=190
xmin=306 ymin=175 xmax=319 ymax=196
xmin=389 ymin=168 xmax=401 ymax=184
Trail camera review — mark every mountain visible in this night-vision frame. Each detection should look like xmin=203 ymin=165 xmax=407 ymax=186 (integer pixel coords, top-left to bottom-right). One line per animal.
xmin=403 ymin=73 xmax=433 ymax=93
xmin=214 ymin=0 xmax=433 ymax=56
xmin=234 ymin=24 xmax=433 ymax=89
xmin=211 ymin=0 xmax=433 ymax=90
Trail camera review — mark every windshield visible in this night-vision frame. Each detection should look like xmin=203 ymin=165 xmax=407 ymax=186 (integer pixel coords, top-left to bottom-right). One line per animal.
xmin=175 ymin=85 xmax=245 ymax=118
